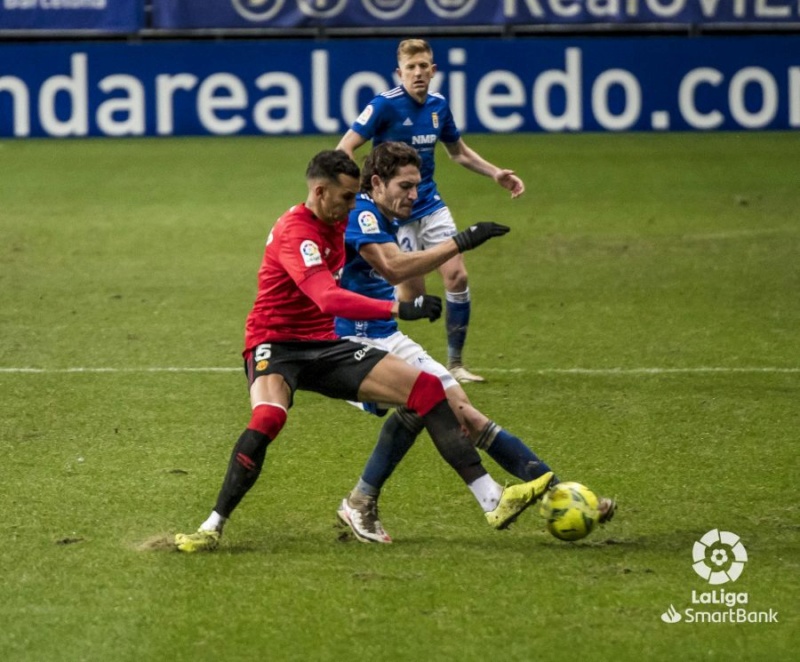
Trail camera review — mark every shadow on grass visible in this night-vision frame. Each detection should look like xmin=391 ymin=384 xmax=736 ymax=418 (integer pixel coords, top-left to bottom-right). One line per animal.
xmin=132 ymin=525 xmax=710 ymax=558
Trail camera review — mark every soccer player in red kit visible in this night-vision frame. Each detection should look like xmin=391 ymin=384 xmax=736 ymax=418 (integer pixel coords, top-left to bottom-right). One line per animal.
xmin=174 ymin=150 xmax=552 ymax=552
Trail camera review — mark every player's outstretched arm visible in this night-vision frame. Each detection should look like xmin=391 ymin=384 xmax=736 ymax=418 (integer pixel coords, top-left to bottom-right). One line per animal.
xmin=443 ymin=138 xmax=525 ymax=198
xmin=359 ymin=223 xmax=509 ymax=286
xmin=336 ymin=129 xmax=369 ymax=159
xmin=298 ymin=269 xmax=394 ymax=319
xmin=297 ymin=269 xmax=440 ymax=323
xmin=359 ymin=240 xmax=459 ymax=285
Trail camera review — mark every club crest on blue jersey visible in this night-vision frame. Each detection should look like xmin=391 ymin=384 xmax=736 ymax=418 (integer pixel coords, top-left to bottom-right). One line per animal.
xmin=432 ymin=112 xmax=439 ymax=128
xmin=358 ymin=211 xmax=381 ymax=234
xmin=300 ymin=239 xmax=323 ymax=267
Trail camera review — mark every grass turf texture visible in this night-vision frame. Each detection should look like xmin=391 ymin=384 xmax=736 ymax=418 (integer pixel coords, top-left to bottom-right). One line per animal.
xmin=1 ymin=133 xmax=798 ymax=661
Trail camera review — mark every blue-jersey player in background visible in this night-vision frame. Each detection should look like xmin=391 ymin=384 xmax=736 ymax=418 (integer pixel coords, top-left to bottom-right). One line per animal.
xmin=334 ymin=141 xmax=616 ymax=544
xmin=337 ymin=38 xmax=525 ymax=385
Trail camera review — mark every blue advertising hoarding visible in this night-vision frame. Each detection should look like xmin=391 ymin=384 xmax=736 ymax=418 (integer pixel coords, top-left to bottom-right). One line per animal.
xmin=152 ymin=0 xmax=502 ymax=29
xmin=152 ymin=0 xmax=800 ymax=29
xmin=0 ymin=36 xmax=798 ymax=138
xmin=0 ymin=0 xmax=143 ymax=32
xmin=2 ymin=1 xmax=799 ymax=33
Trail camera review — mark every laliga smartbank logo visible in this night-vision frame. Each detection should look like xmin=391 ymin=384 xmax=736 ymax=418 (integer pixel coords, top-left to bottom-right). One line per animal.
xmin=691 ymin=528 xmax=747 ymax=584
xmin=660 ymin=529 xmax=778 ymax=625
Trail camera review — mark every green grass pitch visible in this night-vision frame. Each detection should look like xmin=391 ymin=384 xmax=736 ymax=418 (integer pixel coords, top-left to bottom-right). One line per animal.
xmin=1 ymin=132 xmax=798 ymax=661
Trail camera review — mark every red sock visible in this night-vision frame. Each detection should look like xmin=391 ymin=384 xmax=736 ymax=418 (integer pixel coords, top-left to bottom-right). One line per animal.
xmin=248 ymin=403 xmax=287 ymax=440
xmin=406 ymin=372 xmax=446 ymax=417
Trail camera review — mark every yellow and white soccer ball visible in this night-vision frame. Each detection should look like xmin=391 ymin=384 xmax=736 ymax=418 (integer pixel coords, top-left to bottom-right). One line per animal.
xmin=540 ymin=481 xmax=600 ymax=541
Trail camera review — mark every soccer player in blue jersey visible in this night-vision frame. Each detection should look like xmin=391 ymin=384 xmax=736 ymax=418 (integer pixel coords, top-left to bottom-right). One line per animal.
xmin=337 ymin=38 xmax=525 ymax=384
xmin=334 ymin=141 xmax=616 ymax=544
xmin=173 ymin=149 xmax=555 ymax=553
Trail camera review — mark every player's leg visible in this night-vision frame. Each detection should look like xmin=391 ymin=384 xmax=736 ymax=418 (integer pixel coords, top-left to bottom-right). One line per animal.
xmin=439 ymin=254 xmax=480 ymax=380
xmin=394 ymin=274 xmax=426 ymax=303
xmin=443 ymin=384 xmax=556 ymax=483
xmin=210 ymin=374 xmax=289 ymax=521
xmin=337 ymin=334 xmax=425 ymax=542
xmin=358 ymin=354 xmax=553 ymax=530
xmin=360 ymin=331 xmax=555 ymax=485
xmin=451 ymin=387 xmax=616 ymax=522
xmin=356 ymin=406 xmax=423 ymax=496
xmin=416 ymin=208 xmax=484 ymax=384
xmin=350 ymin=355 xmax=612 ymax=531
xmin=340 ymin=333 xmax=551 ymax=540
xmin=358 ymin=354 xmax=485 ymax=482
xmin=175 ymin=347 xmax=292 ymax=552
xmin=342 ymin=399 xmax=546 ymax=542
xmin=350 ymin=334 xmax=477 ymax=499
xmin=337 ymin=407 xmax=422 ymax=543
xmin=446 ymin=386 xmax=616 ymax=524
xmin=394 ymin=221 xmax=427 ymax=303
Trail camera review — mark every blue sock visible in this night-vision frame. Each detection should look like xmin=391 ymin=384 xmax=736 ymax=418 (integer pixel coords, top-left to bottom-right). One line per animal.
xmin=360 ymin=410 xmax=422 ymax=493
xmin=446 ymin=288 xmax=471 ymax=366
xmin=486 ymin=428 xmax=558 ymax=483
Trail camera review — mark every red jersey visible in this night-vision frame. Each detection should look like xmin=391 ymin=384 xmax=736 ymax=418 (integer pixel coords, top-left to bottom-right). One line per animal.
xmin=244 ymin=203 xmax=394 ymax=350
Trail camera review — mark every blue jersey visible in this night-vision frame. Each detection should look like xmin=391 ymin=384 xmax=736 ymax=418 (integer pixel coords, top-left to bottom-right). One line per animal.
xmin=335 ymin=194 xmax=400 ymax=340
xmin=350 ymin=85 xmax=461 ymax=222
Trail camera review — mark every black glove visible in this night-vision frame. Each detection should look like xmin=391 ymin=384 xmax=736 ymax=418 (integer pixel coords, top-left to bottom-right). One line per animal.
xmin=398 ymin=295 xmax=443 ymax=322
xmin=453 ymin=222 xmax=510 ymax=252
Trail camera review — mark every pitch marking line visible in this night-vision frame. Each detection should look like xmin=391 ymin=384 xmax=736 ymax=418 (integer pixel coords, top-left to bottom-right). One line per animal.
xmin=1 ymin=367 xmax=798 ymax=375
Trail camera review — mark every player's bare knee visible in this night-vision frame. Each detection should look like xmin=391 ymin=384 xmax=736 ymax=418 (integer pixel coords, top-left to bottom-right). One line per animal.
xmin=395 ymin=406 xmax=425 ymax=435
xmin=443 ymin=269 xmax=468 ymax=292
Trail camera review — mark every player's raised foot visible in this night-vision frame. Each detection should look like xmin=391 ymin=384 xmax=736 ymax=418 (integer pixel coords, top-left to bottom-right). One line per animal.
xmin=598 ymin=497 xmax=617 ymax=524
xmin=449 ymin=365 xmax=486 ymax=384
xmin=486 ymin=471 xmax=555 ymax=530
xmin=174 ymin=529 xmax=220 ymax=553
xmin=337 ymin=492 xmax=392 ymax=544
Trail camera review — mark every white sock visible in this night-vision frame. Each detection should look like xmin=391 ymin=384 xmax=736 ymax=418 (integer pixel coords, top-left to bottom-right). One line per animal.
xmin=200 ymin=511 xmax=226 ymax=533
xmin=445 ymin=287 xmax=470 ymax=304
xmin=468 ymin=474 xmax=504 ymax=512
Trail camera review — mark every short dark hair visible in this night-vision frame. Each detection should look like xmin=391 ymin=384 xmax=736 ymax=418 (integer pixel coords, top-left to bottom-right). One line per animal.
xmin=361 ymin=142 xmax=421 ymax=193
xmin=305 ymin=149 xmax=360 ymax=183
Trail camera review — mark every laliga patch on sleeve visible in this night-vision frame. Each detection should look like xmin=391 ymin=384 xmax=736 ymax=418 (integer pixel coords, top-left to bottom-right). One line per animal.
xmin=357 ymin=211 xmax=380 ymax=234
xmin=300 ymin=239 xmax=323 ymax=267
xmin=356 ymin=105 xmax=374 ymax=126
